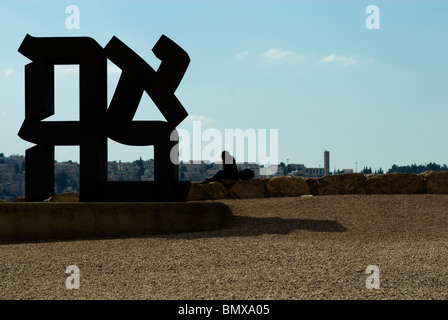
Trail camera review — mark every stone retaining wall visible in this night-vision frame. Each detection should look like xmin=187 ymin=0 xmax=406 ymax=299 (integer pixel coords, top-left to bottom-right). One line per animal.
xmin=8 ymin=171 xmax=448 ymax=202
xmin=0 ymin=202 xmax=232 ymax=242
xmin=187 ymin=171 xmax=448 ymax=201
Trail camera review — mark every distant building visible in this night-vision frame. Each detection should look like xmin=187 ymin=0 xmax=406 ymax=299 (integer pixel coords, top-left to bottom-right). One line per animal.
xmin=287 ymin=164 xmax=307 ymax=176
xmin=0 ymin=149 xmax=357 ymax=200
xmin=324 ymin=150 xmax=330 ymax=176
xmin=287 ymin=151 xmax=330 ymax=178
xmin=305 ymin=167 xmax=325 ymax=177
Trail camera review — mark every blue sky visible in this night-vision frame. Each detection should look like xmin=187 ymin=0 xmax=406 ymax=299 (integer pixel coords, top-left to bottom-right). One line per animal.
xmin=0 ymin=0 xmax=447 ymax=172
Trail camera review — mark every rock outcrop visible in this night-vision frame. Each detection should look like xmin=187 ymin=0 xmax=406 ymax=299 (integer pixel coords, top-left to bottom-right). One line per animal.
xmin=421 ymin=171 xmax=448 ymax=194
xmin=187 ymin=182 xmax=229 ymax=201
xmin=366 ymin=173 xmax=424 ymax=194
xmin=229 ymin=179 xmax=266 ymax=199
xmin=267 ymin=176 xmax=311 ymax=197
xmin=317 ymin=173 xmax=366 ymax=195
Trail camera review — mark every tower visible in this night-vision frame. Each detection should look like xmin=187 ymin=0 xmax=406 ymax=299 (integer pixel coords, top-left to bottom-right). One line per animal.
xmin=324 ymin=150 xmax=330 ymax=176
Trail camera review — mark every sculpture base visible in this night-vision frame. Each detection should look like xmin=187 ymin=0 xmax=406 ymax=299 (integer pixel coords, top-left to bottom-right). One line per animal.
xmin=0 ymin=201 xmax=232 ymax=243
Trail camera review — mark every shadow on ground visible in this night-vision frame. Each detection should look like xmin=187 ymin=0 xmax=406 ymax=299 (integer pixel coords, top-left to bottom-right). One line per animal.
xmin=0 ymin=210 xmax=347 ymax=244
xmin=155 ymin=215 xmax=348 ymax=240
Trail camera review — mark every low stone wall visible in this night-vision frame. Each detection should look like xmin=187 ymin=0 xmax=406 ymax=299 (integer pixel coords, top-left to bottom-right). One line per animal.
xmin=0 ymin=202 xmax=232 ymax=242
xmin=8 ymin=171 xmax=448 ymax=203
xmin=187 ymin=171 xmax=448 ymax=201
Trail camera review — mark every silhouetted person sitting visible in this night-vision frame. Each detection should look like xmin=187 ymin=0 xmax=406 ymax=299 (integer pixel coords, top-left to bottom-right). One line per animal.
xmin=200 ymin=151 xmax=239 ymax=184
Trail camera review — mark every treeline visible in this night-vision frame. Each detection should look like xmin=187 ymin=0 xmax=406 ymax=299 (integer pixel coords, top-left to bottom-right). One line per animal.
xmin=359 ymin=162 xmax=447 ymax=175
xmin=360 ymin=167 xmax=384 ymax=174
xmin=387 ymin=162 xmax=448 ymax=174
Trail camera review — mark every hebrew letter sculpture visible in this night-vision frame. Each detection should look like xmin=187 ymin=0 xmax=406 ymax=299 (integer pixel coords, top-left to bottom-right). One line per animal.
xmin=18 ymin=34 xmax=191 ymax=202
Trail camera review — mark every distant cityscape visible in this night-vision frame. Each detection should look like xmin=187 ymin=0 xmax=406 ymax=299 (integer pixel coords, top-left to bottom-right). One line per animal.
xmin=0 ymin=150 xmax=335 ymax=201
xmin=0 ymin=151 xmax=446 ymax=201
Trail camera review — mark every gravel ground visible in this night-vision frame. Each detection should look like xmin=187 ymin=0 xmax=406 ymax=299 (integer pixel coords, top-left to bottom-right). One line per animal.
xmin=0 ymin=194 xmax=447 ymax=300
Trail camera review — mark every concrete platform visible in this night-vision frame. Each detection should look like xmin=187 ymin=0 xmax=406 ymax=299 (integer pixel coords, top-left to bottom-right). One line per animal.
xmin=0 ymin=201 xmax=232 ymax=243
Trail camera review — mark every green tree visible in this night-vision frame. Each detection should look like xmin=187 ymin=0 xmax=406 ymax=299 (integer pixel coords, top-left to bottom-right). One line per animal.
xmin=388 ymin=162 xmax=447 ymax=174
xmin=279 ymin=162 xmax=286 ymax=175
xmin=426 ymin=162 xmax=441 ymax=171
xmin=55 ymin=171 xmax=69 ymax=194
xmin=72 ymin=180 xmax=79 ymax=192
xmin=388 ymin=164 xmax=398 ymax=173
xmin=133 ymin=157 xmax=145 ymax=181
xmin=134 ymin=156 xmax=144 ymax=168
xmin=361 ymin=167 xmax=372 ymax=174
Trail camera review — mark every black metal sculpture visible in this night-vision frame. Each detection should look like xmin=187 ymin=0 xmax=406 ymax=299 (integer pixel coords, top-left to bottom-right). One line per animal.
xmin=18 ymin=34 xmax=191 ymax=202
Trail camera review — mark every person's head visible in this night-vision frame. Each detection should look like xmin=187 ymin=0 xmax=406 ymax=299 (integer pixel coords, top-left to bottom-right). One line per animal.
xmin=221 ymin=151 xmax=234 ymax=166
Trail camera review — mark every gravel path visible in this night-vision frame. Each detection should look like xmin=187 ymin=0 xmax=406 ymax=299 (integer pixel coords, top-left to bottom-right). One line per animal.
xmin=1 ymin=194 xmax=447 ymax=300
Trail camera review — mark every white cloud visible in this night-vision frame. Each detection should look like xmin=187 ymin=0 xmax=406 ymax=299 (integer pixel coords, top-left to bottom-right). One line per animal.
xmin=263 ymin=48 xmax=294 ymax=60
xmin=320 ymin=54 xmax=359 ymax=66
xmin=235 ymin=51 xmax=249 ymax=59
xmin=4 ymin=68 xmax=16 ymax=78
